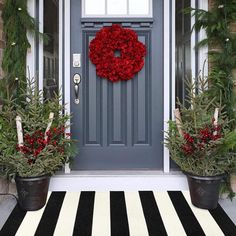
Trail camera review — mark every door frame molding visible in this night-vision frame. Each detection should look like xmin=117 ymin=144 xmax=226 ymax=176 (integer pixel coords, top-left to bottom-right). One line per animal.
xmin=163 ymin=0 xmax=172 ymax=173
xmin=66 ymin=0 xmax=172 ymax=172
xmin=26 ymin=0 xmax=208 ymax=183
xmin=26 ymin=0 xmax=36 ymax=81
xmin=64 ymin=0 xmax=71 ymax=174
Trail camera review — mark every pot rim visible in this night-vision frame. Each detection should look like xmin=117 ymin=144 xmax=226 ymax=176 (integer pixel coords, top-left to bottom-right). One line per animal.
xmin=182 ymin=171 xmax=225 ymax=180
xmin=16 ymin=174 xmax=50 ymax=181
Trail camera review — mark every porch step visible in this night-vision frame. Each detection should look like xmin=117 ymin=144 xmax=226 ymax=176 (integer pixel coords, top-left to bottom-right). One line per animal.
xmin=49 ymin=171 xmax=188 ymax=191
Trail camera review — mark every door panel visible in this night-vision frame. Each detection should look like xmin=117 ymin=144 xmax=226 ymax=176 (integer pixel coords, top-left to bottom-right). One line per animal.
xmin=71 ymin=0 xmax=163 ymax=170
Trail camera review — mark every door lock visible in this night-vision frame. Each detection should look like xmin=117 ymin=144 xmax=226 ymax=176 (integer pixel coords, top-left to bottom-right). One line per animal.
xmin=73 ymin=53 xmax=81 ymax=68
xmin=73 ymin=74 xmax=81 ymax=104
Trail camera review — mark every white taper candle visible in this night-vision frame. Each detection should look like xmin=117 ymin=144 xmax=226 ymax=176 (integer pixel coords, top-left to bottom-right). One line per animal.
xmin=44 ymin=112 xmax=54 ymax=141
xmin=174 ymin=108 xmax=184 ymax=136
xmin=16 ymin=115 xmax=24 ymax=146
xmin=213 ymin=108 xmax=219 ymax=135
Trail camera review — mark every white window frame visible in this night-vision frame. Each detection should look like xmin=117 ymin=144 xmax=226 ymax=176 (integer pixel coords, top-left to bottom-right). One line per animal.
xmin=163 ymin=0 xmax=171 ymax=173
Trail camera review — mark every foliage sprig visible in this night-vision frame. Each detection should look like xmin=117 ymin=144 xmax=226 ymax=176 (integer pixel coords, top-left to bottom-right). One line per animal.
xmin=1 ymin=0 xmax=45 ymax=101
xmin=2 ymin=0 xmax=36 ymax=81
xmin=188 ymin=0 xmax=236 ymax=129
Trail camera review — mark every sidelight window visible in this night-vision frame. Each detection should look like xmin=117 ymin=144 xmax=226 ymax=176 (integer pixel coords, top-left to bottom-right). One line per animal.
xmin=43 ymin=0 xmax=59 ymax=98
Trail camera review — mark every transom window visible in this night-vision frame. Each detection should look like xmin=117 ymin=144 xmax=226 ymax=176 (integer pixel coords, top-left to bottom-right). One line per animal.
xmin=82 ymin=0 xmax=152 ymax=17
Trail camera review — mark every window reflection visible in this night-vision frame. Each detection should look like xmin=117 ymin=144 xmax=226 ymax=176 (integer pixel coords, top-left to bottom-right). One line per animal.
xmin=129 ymin=0 xmax=149 ymax=15
xmin=85 ymin=0 xmax=105 ymax=15
xmin=43 ymin=0 xmax=59 ymax=99
xmin=83 ymin=0 xmax=152 ymax=17
xmin=107 ymin=0 xmax=127 ymax=15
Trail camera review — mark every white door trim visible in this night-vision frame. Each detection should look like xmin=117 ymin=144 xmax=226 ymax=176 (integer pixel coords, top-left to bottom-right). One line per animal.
xmin=163 ymin=0 xmax=172 ymax=173
xmin=26 ymin=0 xmax=36 ymax=79
xmin=64 ymin=0 xmax=71 ymax=174
xmin=66 ymin=0 xmax=173 ymax=173
xmin=38 ymin=1 xmax=44 ymax=91
xmin=64 ymin=0 xmax=71 ymax=120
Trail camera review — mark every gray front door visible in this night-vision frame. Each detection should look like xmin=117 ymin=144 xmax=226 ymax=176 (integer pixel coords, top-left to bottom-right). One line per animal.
xmin=71 ymin=0 xmax=163 ymax=170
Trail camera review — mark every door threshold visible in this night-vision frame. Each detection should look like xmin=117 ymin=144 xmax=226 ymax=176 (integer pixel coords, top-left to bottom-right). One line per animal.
xmin=56 ymin=170 xmax=183 ymax=176
xmin=50 ymin=171 xmax=188 ymax=191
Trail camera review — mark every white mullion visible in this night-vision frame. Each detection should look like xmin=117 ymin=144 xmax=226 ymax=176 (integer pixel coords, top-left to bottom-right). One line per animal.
xmin=163 ymin=0 xmax=171 ymax=173
xmin=105 ymin=0 xmax=108 ymax=15
xmin=198 ymin=0 xmax=208 ymax=76
xmin=26 ymin=0 xmax=36 ymax=79
xmin=149 ymin=0 xmax=153 ymax=17
xmin=81 ymin=0 xmax=84 ymax=17
xmin=127 ymin=0 xmax=129 ymax=15
xmin=191 ymin=0 xmax=196 ymax=80
xmin=38 ymin=0 xmax=44 ymax=91
xmin=171 ymin=0 xmax=176 ymax=121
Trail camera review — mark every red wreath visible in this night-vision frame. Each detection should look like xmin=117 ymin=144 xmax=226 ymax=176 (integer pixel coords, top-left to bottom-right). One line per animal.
xmin=89 ymin=24 xmax=146 ymax=82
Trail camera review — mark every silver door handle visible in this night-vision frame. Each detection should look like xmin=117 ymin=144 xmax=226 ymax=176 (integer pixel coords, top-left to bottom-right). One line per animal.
xmin=73 ymin=74 xmax=81 ymax=104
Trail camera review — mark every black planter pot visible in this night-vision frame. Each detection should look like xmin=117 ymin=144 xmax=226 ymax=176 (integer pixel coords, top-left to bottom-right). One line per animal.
xmin=184 ymin=172 xmax=225 ymax=210
xmin=15 ymin=175 xmax=50 ymax=211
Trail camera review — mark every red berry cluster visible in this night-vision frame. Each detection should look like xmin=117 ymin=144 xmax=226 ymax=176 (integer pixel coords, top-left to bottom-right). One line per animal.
xmin=198 ymin=126 xmax=221 ymax=142
xmin=182 ymin=143 xmax=193 ymax=154
xmin=16 ymin=127 xmax=71 ymax=164
xmin=184 ymin=133 xmax=194 ymax=143
xmin=181 ymin=122 xmax=222 ymax=156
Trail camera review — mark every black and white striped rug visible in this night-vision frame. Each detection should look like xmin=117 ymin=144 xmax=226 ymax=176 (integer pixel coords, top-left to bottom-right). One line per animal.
xmin=1 ymin=191 xmax=236 ymax=236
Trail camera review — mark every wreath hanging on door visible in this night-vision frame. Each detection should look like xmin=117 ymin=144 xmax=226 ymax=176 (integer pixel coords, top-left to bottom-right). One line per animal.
xmin=89 ymin=24 xmax=146 ymax=82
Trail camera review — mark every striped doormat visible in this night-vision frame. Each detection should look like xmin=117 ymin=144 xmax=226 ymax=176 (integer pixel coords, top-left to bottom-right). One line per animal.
xmin=1 ymin=191 xmax=236 ymax=236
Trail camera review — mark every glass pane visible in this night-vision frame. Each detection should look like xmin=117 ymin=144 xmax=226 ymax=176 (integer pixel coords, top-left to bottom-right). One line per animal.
xmin=129 ymin=0 xmax=149 ymax=15
xmin=43 ymin=0 xmax=59 ymax=99
xmin=107 ymin=0 xmax=127 ymax=15
xmin=85 ymin=0 xmax=105 ymax=15
xmin=184 ymin=0 xmax=191 ymax=34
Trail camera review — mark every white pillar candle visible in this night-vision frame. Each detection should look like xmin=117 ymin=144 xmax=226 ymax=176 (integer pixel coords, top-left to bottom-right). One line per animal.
xmin=174 ymin=108 xmax=184 ymax=136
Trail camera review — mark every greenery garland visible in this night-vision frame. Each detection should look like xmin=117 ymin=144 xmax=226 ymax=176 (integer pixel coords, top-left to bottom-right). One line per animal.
xmin=190 ymin=0 xmax=236 ymax=129
xmin=1 ymin=0 xmax=38 ymax=99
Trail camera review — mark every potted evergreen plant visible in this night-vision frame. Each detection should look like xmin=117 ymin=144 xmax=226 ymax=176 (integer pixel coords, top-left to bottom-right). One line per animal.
xmin=0 ymin=79 xmax=75 ymax=211
xmin=186 ymin=1 xmax=236 ymax=198
xmin=165 ymin=78 xmax=236 ymax=209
